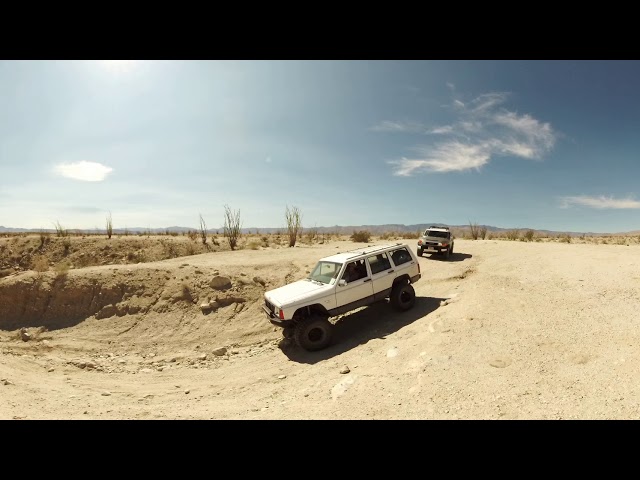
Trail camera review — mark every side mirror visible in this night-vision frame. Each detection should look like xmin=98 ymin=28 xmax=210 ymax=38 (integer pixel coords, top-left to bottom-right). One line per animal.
xmin=338 ymin=279 xmax=347 ymax=287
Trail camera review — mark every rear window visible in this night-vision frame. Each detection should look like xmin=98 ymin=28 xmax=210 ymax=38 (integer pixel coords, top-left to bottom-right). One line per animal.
xmin=390 ymin=247 xmax=412 ymax=266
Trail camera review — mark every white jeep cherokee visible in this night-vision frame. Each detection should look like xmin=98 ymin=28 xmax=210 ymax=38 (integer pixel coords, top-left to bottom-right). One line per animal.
xmin=263 ymin=243 xmax=421 ymax=351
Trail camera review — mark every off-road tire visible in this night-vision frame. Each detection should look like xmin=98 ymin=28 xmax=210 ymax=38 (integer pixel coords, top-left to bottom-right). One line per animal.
xmin=294 ymin=315 xmax=333 ymax=351
xmin=444 ymin=247 xmax=451 ymax=260
xmin=282 ymin=327 xmax=295 ymax=339
xmin=417 ymin=248 xmax=423 ymax=257
xmin=390 ymin=283 xmax=416 ymax=312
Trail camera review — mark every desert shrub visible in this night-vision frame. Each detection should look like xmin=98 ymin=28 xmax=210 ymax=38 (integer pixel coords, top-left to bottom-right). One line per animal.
xmin=54 ymin=261 xmax=70 ymax=279
xmin=305 ymin=225 xmax=318 ymax=243
xmin=75 ymin=254 xmax=95 ymax=267
xmin=160 ymin=239 xmax=179 ymax=258
xmin=285 ymin=205 xmax=303 ymax=247
xmin=247 ymin=240 xmax=261 ymax=250
xmin=199 ymin=214 xmax=208 ymax=245
xmin=32 ymin=255 xmax=49 ymax=273
xmin=505 ymin=229 xmax=520 ymax=241
xmin=561 ymin=233 xmax=572 ymax=243
xmin=185 ymin=242 xmax=197 ymax=256
xmin=106 ymin=212 xmax=113 ymax=239
xmin=401 ymin=231 xmax=418 ymax=239
xmin=62 ymin=237 xmax=71 ymax=255
xmin=260 ymin=236 xmax=270 ymax=247
xmin=223 ymin=204 xmax=242 ymax=251
xmin=0 ymin=268 xmax=12 ymax=278
xmin=211 ymin=235 xmax=220 ymax=246
xmin=380 ymin=231 xmax=393 ymax=240
xmin=187 ymin=230 xmax=198 ymax=242
xmin=469 ymin=221 xmax=480 ymax=240
xmin=53 ymin=220 xmax=68 ymax=237
xmin=350 ymin=230 xmax=371 ymax=243
xmin=39 ymin=230 xmax=51 ymax=248
xmin=479 ymin=226 xmax=487 ymax=239
xmin=523 ymin=229 xmax=535 ymax=242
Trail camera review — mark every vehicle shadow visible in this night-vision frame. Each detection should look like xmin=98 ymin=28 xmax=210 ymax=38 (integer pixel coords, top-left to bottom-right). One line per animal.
xmin=425 ymin=252 xmax=472 ymax=262
xmin=279 ymin=296 xmax=448 ymax=364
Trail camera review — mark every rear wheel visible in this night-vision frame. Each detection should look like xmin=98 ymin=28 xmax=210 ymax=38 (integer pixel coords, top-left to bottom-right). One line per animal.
xmin=294 ymin=315 xmax=333 ymax=351
xmin=390 ymin=283 xmax=416 ymax=311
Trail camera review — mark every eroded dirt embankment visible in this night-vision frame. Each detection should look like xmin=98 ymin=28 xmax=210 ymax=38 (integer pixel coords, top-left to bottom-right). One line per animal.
xmin=0 ymin=263 xmax=271 ymax=331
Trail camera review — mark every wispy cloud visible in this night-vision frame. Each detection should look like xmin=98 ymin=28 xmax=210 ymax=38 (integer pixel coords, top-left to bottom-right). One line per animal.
xmin=377 ymin=89 xmax=558 ymax=175
xmin=54 ymin=161 xmax=113 ymax=182
xmin=370 ymin=120 xmax=426 ymax=133
xmin=390 ymin=142 xmax=491 ymax=175
xmin=427 ymin=125 xmax=454 ymax=135
xmin=559 ymin=195 xmax=640 ymax=209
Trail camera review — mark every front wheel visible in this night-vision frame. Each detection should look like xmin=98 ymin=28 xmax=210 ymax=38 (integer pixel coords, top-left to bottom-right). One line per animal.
xmin=417 ymin=248 xmax=423 ymax=257
xmin=390 ymin=283 xmax=416 ymax=311
xmin=294 ymin=315 xmax=333 ymax=351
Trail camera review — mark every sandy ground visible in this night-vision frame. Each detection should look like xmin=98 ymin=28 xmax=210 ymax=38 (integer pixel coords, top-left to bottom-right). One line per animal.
xmin=2 ymin=237 xmax=640 ymax=420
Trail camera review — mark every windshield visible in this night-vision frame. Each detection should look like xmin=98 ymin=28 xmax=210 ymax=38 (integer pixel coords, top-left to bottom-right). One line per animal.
xmin=308 ymin=261 xmax=343 ymax=284
xmin=424 ymin=230 xmax=449 ymax=239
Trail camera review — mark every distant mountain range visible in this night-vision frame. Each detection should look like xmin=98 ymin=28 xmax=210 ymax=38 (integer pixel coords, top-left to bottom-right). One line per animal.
xmin=1 ymin=224 xmax=638 ymax=236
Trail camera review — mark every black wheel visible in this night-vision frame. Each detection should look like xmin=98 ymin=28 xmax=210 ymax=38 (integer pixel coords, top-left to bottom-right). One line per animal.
xmin=294 ymin=315 xmax=333 ymax=351
xmin=417 ymin=248 xmax=423 ymax=257
xmin=444 ymin=247 xmax=450 ymax=260
xmin=282 ymin=327 xmax=295 ymax=339
xmin=450 ymin=244 xmax=454 ymax=255
xmin=390 ymin=283 xmax=416 ymax=311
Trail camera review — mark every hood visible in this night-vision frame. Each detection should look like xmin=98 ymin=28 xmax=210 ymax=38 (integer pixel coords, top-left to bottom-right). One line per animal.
xmin=265 ymin=279 xmax=333 ymax=306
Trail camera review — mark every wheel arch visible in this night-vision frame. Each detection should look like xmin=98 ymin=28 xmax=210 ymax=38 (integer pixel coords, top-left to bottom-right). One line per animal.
xmin=293 ymin=304 xmax=330 ymax=321
xmin=392 ymin=274 xmax=411 ymax=288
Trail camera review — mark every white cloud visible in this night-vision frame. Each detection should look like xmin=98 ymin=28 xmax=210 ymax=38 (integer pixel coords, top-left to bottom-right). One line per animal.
xmin=370 ymin=121 xmax=425 ymax=133
xmin=54 ymin=161 xmax=113 ymax=182
xmin=559 ymin=195 xmax=640 ymax=209
xmin=381 ymin=89 xmax=558 ymax=175
xmin=390 ymin=142 xmax=491 ymax=175
xmin=428 ymin=125 xmax=454 ymax=135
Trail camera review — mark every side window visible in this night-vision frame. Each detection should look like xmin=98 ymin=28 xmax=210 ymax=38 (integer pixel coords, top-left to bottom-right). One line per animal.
xmin=343 ymin=260 xmax=368 ymax=283
xmin=367 ymin=253 xmax=392 ymax=275
xmin=390 ymin=247 xmax=411 ymax=266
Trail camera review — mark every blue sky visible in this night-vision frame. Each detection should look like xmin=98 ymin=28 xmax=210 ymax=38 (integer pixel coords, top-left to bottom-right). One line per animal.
xmin=1 ymin=60 xmax=640 ymax=234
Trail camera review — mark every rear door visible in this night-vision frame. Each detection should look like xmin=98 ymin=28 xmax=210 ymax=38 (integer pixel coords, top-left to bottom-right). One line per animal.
xmin=366 ymin=252 xmax=395 ymax=300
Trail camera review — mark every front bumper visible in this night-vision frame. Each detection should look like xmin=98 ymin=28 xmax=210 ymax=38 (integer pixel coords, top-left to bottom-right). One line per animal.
xmin=419 ymin=244 xmax=447 ymax=252
xmin=262 ymin=305 xmax=294 ymax=328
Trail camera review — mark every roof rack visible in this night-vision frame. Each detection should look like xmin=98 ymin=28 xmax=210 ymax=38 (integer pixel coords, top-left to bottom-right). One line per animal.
xmin=344 ymin=243 xmax=404 ymax=260
xmin=428 ymin=225 xmax=449 ymax=230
